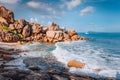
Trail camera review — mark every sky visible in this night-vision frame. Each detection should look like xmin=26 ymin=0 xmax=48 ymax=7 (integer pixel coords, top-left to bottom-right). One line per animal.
xmin=0 ymin=0 xmax=120 ymax=32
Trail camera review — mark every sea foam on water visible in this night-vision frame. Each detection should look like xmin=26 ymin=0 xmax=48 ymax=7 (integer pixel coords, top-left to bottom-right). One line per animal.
xmin=52 ymin=40 xmax=120 ymax=79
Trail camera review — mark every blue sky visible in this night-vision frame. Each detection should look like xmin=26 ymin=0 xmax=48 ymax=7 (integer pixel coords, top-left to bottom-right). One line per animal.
xmin=0 ymin=0 xmax=120 ymax=32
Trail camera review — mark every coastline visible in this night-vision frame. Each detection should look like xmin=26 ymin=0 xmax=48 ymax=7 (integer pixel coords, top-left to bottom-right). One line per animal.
xmin=0 ymin=42 xmax=115 ymax=80
xmin=0 ymin=6 xmax=118 ymax=80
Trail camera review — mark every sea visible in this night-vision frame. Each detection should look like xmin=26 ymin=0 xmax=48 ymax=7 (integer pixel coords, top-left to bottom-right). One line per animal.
xmin=52 ymin=32 xmax=120 ymax=79
xmin=5 ymin=32 xmax=120 ymax=79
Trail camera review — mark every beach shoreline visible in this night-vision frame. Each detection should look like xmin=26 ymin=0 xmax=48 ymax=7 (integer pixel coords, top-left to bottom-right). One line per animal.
xmin=0 ymin=42 xmax=115 ymax=80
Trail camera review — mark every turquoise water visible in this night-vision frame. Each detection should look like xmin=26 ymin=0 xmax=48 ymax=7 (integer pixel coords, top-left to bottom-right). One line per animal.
xmin=52 ymin=32 xmax=120 ymax=79
xmin=79 ymin=32 xmax=120 ymax=55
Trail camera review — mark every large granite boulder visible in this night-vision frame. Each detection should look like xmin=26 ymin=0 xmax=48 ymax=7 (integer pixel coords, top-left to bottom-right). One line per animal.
xmin=22 ymin=25 xmax=31 ymax=38
xmin=31 ymin=23 xmax=42 ymax=34
xmin=17 ymin=19 xmax=27 ymax=27
xmin=0 ymin=6 xmax=14 ymax=24
xmin=68 ymin=30 xmax=77 ymax=37
xmin=46 ymin=31 xmax=56 ymax=39
xmin=0 ymin=17 xmax=8 ymax=26
xmin=54 ymin=31 xmax=63 ymax=39
xmin=71 ymin=35 xmax=79 ymax=40
xmin=63 ymin=33 xmax=70 ymax=40
xmin=13 ymin=19 xmax=27 ymax=29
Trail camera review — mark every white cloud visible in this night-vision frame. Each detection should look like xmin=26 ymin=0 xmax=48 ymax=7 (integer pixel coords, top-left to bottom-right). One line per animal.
xmin=26 ymin=1 xmax=66 ymax=20
xmin=27 ymin=1 xmax=52 ymax=10
xmin=66 ymin=0 xmax=82 ymax=10
xmin=0 ymin=0 xmax=20 ymax=4
xmin=27 ymin=1 xmax=40 ymax=8
xmin=27 ymin=1 xmax=54 ymax=12
xmin=80 ymin=6 xmax=94 ymax=16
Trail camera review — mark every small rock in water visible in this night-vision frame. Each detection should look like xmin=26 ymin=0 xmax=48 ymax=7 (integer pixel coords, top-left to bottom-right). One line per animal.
xmin=67 ymin=60 xmax=85 ymax=68
xmin=28 ymin=66 xmax=40 ymax=71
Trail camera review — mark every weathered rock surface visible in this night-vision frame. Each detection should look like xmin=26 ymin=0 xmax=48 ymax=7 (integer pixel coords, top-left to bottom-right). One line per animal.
xmin=22 ymin=25 xmax=31 ymax=38
xmin=0 ymin=23 xmax=19 ymax=42
xmin=68 ymin=30 xmax=77 ymax=37
xmin=0 ymin=69 xmax=114 ymax=80
xmin=0 ymin=6 xmax=14 ymax=24
xmin=0 ymin=17 xmax=8 ymax=26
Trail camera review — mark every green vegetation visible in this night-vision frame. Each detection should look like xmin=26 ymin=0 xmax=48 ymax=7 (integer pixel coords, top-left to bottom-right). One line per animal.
xmin=0 ymin=25 xmax=23 ymax=38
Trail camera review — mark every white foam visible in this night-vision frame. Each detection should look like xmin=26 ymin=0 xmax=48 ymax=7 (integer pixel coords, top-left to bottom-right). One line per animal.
xmin=52 ymin=41 xmax=120 ymax=79
xmin=5 ymin=42 xmax=51 ymax=70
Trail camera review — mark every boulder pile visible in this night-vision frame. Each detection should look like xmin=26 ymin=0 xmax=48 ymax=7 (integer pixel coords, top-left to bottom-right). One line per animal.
xmin=0 ymin=6 xmax=86 ymax=43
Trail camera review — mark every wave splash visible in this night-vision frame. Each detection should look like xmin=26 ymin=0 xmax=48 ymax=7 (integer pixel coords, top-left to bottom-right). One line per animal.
xmin=52 ymin=41 xmax=120 ymax=78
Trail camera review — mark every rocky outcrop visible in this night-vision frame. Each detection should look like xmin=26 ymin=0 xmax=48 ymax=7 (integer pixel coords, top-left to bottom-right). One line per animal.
xmin=0 ymin=6 xmax=87 ymax=43
xmin=31 ymin=23 xmax=42 ymax=34
xmin=0 ymin=69 xmax=113 ymax=80
xmin=0 ymin=23 xmax=19 ymax=42
xmin=0 ymin=6 xmax=14 ymax=24
xmin=68 ymin=30 xmax=77 ymax=37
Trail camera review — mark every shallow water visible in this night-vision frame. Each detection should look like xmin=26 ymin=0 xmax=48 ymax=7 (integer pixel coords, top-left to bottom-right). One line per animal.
xmin=5 ymin=42 xmax=54 ymax=70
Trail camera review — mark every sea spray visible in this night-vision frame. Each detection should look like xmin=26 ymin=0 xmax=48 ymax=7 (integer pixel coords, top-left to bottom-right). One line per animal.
xmin=52 ymin=39 xmax=120 ymax=79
